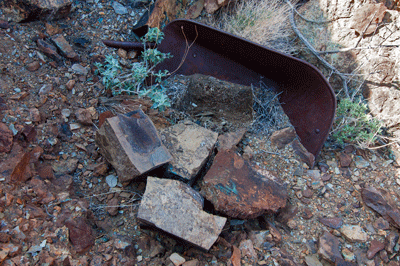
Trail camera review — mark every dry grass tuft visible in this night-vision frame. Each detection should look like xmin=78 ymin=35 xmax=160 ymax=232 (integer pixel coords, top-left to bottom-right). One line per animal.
xmin=208 ymin=0 xmax=297 ymax=54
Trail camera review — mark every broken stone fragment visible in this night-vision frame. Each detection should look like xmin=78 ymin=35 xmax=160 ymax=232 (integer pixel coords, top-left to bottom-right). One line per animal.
xmin=217 ymin=128 xmax=247 ymax=151
xmin=160 ymin=121 xmax=218 ymax=184
xmin=201 ymin=149 xmax=287 ymax=219
xmin=95 ymin=110 xmax=172 ymax=183
xmin=361 ymin=186 xmax=400 ymax=229
xmin=65 ymin=216 xmax=94 ymax=253
xmin=4 ymin=0 xmax=72 ymax=22
xmin=270 ymin=127 xmax=296 ymax=149
xmin=137 ymin=177 xmax=226 ymax=250
xmin=51 ymin=35 xmax=79 ymax=61
xmin=318 ymin=231 xmax=343 ymax=263
xmin=0 ymin=123 xmax=13 ymax=153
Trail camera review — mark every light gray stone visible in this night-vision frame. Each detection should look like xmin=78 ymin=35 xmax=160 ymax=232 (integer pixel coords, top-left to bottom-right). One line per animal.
xmin=160 ymin=121 xmax=218 ymax=183
xmin=138 ymin=177 xmax=226 ymax=250
xmin=340 ymin=225 xmax=368 ymax=242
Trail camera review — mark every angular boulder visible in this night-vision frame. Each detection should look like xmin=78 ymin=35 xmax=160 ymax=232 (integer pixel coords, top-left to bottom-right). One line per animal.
xmin=138 ymin=177 xmax=226 ymax=250
xmin=201 ymin=149 xmax=287 ymax=219
xmin=95 ymin=110 xmax=172 ymax=183
xmin=160 ymin=121 xmax=218 ymax=184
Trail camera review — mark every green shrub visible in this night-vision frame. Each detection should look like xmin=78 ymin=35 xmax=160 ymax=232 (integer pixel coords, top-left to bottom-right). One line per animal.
xmin=331 ymin=97 xmax=382 ymax=148
xmin=95 ymin=27 xmax=172 ymax=111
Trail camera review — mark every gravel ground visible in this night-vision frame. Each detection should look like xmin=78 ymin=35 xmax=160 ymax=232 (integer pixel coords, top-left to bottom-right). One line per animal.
xmin=1 ymin=1 xmax=400 ymax=265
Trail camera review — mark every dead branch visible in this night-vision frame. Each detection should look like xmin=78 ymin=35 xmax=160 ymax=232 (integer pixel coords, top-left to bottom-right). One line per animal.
xmin=317 ymin=44 xmax=400 ymax=54
xmin=285 ymin=0 xmax=350 ymax=98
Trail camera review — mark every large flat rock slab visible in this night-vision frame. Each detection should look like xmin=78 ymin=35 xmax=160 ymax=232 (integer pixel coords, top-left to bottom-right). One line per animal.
xmin=95 ymin=110 xmax=172 ymax=183
xmin=160 ymin=121 xmax=218 ymax=184
xmin=137 ymin=177 xmax=226 ymax=250
xmin=201 ymin=149 xmax=287 ymax=219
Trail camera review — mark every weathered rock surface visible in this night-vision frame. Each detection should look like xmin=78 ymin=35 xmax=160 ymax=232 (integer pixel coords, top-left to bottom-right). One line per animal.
xmin=95 ymin=110 xmax=172 ymax=183
xmin=340 ymin=225 xmax=368 ymax=242
xmin=361 ymin=186 xmax=400 ymax=228
xmin=3 ymin=0 xmax=72 ymax=22
xmin=177 ymin=74 xmax=253 ymax=130
xmin=65 ymin=216 xmax=94 ymax=253
xmin=217 ymin=128 xmax=247 ymax=151
xmin=270 ymin=127 xmax=296 ymax=149
xmin=201 ymin=149 xmax=287 ymax=219
xmin=318 ymin=231 xmax=343 ymax=263
xmin=51 ymin=35 xmax=79 ymax=61
xmin=160 ymin=121 xmax=218 ymax=183
xmin=0 ymin=122 xmax=13 ymax=153
xmin=318 ymin=217 xmax=343 ymax=229
xmin=367 ymin=240 xmax=385 ymax=259
xmin=137 ymin=177 xmax=226 ymax=250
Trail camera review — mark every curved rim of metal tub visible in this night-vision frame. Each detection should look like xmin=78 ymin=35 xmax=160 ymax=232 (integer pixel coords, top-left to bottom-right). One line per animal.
xmin=154 ymin=19 xmax=336 ymax=161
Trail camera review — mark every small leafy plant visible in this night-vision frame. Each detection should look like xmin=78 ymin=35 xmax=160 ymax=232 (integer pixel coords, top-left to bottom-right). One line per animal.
xmin=95 ymin=27 xmax=172 ymax=111
xmin=331 ymin=97 xmax=382 ymax=148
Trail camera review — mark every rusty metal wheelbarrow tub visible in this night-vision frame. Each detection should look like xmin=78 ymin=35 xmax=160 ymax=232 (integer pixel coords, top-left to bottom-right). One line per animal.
xmin=104 ymin=19 xmax=336 ymax=161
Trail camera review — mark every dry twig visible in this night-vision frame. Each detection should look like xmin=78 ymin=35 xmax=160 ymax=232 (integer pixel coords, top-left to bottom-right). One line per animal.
xmin=285 ymin=0 xmax=350 ymax=97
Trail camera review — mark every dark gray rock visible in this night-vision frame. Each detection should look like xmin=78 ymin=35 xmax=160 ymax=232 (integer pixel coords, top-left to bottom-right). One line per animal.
xmin=95 ymin=110 xmax=172 ymax=183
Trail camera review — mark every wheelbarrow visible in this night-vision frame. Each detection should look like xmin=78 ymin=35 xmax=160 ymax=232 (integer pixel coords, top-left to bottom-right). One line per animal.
xmin=103 ymin=19 xmax=336 ymax=161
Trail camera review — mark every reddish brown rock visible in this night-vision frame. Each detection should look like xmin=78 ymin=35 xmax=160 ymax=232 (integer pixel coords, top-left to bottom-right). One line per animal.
xmin=201 ymin=149 xmax=287 ymax=219
xmin=339 ymin=152 xmax=352 ymax=167
xmin=373 ymin=217 xmax=390 ymax=230
xmin=106 ymin=197 xmax=119 ymax=216
xmin=270 ymin=127 xmax=296 ymax=149
xmin=217 ymin=128 xmax=247 ymax=151
xmin=75 ymin=108 xmax=93 ymax=125
xmin=51 ymin=35 xmax=79 ymax=61
xmin=65 ymin=79 xmax=76 ymax=90
xmin=0 ymin=233 xmax=11 ymax=243
xmin=95 ymin=110 xmax=172 ymax=183
xmin=0 ymin=97 xmax=8 ymax=111
xmin=26 ymin=61 xmax=41 ymax=72
xmin=29 ymin=108 xmax=41 ymax=122
xmin=303 ymin=188 xmax=313 ymax=198
xmin=0 ymin=123 xmax=13 ymax=153
xmin=318 ymin=217 xmax=343 ymax=229
xmin=65 ymin=216 xmax=94 ymax=253
xmin=318 ymin=231 xmax=343 ymax=263
xmin=385 ymin=231 xmax=399 ymax=254
xmin=292 ymin=139 xmax=315 ymax=168
xmin=361 ymin=186 xmax=400 ymax=228
xmin=367 ymin=240 xmax=385 ymax=259
xmin=268 ymin=221 xmax=282 ymax=243
xmin=36 ymin=39 xmax=63 ymax=64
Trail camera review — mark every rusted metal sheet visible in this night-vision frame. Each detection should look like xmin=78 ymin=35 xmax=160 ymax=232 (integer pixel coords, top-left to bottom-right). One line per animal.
xmin=154 ymin=20 xmax=336 ymax=159
xmin=103 ymin=19 xmax=336 ymax=159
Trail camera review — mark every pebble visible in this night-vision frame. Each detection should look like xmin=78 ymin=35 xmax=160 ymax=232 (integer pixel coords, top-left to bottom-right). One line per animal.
xmin=39 ymin=84 xmax=53 ymax=95
xmin=318 ymin=217 xmax=343 ymax=229
xmin=71 ymin=63 xmax=89 ymax=75
xmin=341 ymin=247 xmax=356 ymax=262
xmin=106 ymin=175 xmax=118 ymax=188
xmin=354 ymin=156 xmax=370 ymax=168
xmin=112 ymin=1 xmax=128 ymax=14
xmin=26 ymin=61 xmax=41 ymax=71
xmin=169 ymin=253 xmax=186 ymax=266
